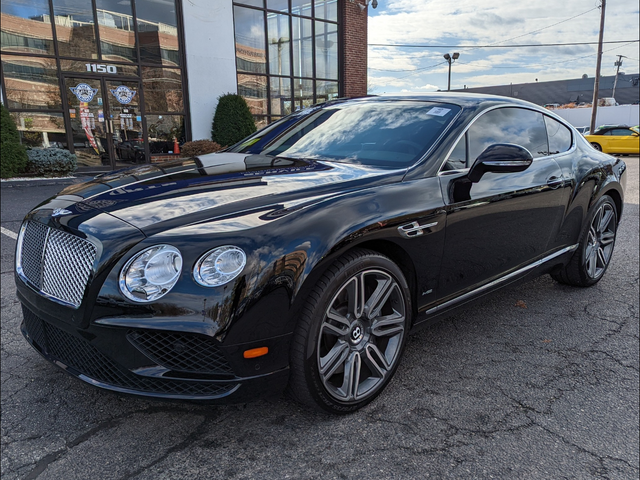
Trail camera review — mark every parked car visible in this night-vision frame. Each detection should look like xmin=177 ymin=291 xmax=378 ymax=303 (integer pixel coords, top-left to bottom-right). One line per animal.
xmin=585 ymin=125 xmax=640 ymax=154
xmin=575 ymin=126 xmax=590 ymax=135
xmin=15 ymin=94 xmax=626 ymax=413
xmin=114 ymin=139 xmax=146 ymax=163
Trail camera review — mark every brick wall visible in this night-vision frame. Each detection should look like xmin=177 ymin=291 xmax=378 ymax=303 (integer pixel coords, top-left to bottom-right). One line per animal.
xmin=341 ymin=0 xmax=368 ymax=98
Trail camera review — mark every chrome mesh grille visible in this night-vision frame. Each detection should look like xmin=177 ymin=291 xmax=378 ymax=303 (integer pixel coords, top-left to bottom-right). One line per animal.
xmin=20 ymin=221 xmax=48 ymax=288
xmin=19 ymin=221 xmax=97 ymax=308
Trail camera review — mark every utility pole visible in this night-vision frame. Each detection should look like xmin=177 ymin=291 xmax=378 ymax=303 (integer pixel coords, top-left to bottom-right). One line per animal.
xmin=612 ymin=55 xmax=625 ymax=101
xmin=590 ymin=0 xmax=606 ymax=134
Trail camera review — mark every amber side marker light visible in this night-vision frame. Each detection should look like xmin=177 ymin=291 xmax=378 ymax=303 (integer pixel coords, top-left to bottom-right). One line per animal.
xmin=244 ymin=347 xmax=269 ymax=359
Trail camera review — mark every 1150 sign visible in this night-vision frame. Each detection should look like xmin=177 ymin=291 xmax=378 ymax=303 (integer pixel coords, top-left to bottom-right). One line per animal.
xmin=85 ymin=63 xmax=117 ymax=74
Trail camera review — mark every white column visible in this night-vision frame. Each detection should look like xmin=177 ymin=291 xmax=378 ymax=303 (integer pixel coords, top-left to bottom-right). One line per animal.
xmin=182 ymin=0 xmax=238 ymax=141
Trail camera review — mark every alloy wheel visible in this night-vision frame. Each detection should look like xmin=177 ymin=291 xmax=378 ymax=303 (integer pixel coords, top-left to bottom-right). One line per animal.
xmin=585 ymin=202 xmax=616 ymax=279
xmin=317 ymin=269 xmax=406 ymax=403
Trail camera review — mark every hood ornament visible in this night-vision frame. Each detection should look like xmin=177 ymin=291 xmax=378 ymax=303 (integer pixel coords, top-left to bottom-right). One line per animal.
xmin=52 ymin=208 xmax=72 ymax=217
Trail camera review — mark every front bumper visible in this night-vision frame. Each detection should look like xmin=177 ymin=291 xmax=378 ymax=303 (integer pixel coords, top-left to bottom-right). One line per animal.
xmin=20 ymin=303 xmax=290 ymax=403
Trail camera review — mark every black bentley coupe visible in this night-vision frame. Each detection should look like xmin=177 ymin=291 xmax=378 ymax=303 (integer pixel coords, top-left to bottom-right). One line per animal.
xmin=16 ymin=94 xmax=626 ymax=413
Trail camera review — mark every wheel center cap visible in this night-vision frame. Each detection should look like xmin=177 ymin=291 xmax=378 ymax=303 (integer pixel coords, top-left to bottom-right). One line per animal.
xmin=350 ymin=323 xmax=364 ymax=344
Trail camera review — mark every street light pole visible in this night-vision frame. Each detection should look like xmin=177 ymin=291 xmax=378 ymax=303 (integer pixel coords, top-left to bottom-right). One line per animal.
xmin=443 ymin=52 xmax=460 ymax=91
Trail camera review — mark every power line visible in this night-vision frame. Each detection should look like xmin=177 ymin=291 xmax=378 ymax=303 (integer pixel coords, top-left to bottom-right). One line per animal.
xmin=457 ymin=40 xmax=639 ymax=69
xmin=368 ymin=39 xmax=639 ymax=49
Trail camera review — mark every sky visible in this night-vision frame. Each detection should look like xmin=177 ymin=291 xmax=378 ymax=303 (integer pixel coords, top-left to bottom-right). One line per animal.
xmin=367 ymin=0 xmax=640 ymax=93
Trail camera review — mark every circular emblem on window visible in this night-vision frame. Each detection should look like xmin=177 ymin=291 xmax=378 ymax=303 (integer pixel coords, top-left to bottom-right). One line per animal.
xmin=110 ymin=85 xmax=137 ymax=104
xmin=69 ymin=83 xmax=98 ymax=103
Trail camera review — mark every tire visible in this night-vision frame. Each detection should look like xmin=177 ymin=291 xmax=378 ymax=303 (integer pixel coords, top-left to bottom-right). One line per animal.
xmin=288 ymin=249 xmax=411 ymax=414
xmin=551 ymin=195 xmax=618 ymax=287
xmin=591 ymin=142 xmax=602 ymax=151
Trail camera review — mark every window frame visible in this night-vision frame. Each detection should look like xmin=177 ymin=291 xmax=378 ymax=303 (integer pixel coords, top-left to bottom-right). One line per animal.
xmin=438 ymin=105 xmax=576 ymax=175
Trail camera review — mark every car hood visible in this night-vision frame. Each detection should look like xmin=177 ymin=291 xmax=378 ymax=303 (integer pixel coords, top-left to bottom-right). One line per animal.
xmin=56 ymin=152 xmax=406 ymax=234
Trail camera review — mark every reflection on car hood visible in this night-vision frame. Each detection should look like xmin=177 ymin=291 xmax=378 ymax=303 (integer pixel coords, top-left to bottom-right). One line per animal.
xmin=57 ymin=152 xmax=405 ymax=233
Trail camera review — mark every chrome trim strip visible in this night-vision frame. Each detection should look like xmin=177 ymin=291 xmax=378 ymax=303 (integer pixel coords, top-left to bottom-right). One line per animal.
xmin=424 ymin=244 xmax=579 ymax=315
xmin=398 ymin=221 xmax=438 ymax=238
xmin=437 ymin=104 xmax=578 ymax=176
xmin=482 ymin=160 xmax=532 ymax=167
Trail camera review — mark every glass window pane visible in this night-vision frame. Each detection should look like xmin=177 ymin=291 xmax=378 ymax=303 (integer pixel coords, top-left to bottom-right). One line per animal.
xmin=291 ymin=0 xmax=312 ymax=17
xmin=64 ymin=76 xmax=108 ymax=168
xmin=1 ymin=56 xmax=61 ymax=110
xmin=234 ymin=6 xmax=267 ymax=74
xmin=293 ymin=77 xmax=313 ymax=110
xmin=314 ymin=0 xmax=337 ymax=21
xmin=60 ymin=59 xmax=138 ymax=76
xmin=315 ymin=21 xmax=337 ymax=79
xmin=544 ymin=116 xmax=572 ymax=154
xmin=468 ymin=108 xmax=549 ymax=160
xmin=1 ymin=0 xmax=55 ymax=55
xmin=11 ymin=112 xmax=67 ymax=149
xmin=142 ymin=67 xmax=183 ymax=113
xmin=52 ymin=0 xmax=99 ymax=59
xmin=267 ymin=0 xmax=289 ymax=12
xmin=238 ymin=74 xmax=268 ymax=115
xmin=315 ymin=80 xmax=337 ymax=103
xmin=146 ymin=114 xmax=185 ymax=157
xmin=267 ymin=13 xmax=290 ymax=76
xmin=253 ymin=115 xmax=269 ymax=130
xmin=292 ymin=17 xmax=312 ymax=77
xmin=136 ymin=0 xmax=180 ymax=66
xmin=270 ymin=76 xmax=292 ymax=116
xmin=96 ymin=0 xmax=137 ymax=63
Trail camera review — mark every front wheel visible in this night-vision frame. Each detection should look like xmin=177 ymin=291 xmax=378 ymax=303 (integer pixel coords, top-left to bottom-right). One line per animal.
xmin=551 ymin=195 xmax=618 ymax=287
xmin=288 ymin=249 xmax=411 ymax=414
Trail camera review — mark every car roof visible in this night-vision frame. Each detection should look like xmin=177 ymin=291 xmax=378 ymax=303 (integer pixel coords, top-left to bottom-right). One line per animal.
xmin=348 ymin=92 xmax=550 ymax=111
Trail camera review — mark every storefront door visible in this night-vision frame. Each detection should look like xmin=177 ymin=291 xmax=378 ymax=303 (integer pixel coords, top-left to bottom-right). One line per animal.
xmin=64 ymin=76 xmax=145 ymax=170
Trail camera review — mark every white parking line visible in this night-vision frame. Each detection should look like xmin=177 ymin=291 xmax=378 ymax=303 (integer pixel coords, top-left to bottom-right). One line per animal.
xmin=1 ymin=227 xmax=18 ymax=240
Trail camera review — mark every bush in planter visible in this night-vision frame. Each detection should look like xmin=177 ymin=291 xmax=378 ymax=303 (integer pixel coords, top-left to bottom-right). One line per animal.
xmin=180 ymin=140 xmax=225 ymax=157
xmin=1 ymin=104 xmax=28 ymax=178
xmin=211 ymin=93 xmax=256 ymax=147
xmin=26 ymin=148 xmax=77 ymax=177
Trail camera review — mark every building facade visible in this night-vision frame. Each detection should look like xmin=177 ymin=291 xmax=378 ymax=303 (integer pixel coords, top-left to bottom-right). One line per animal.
xmin=1 ymin=0 xmax=368 ymax=172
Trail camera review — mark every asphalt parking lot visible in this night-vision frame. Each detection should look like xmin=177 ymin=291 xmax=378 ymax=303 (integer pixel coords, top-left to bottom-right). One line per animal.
xmin=1 ymin=159 xmax=638 ymax=480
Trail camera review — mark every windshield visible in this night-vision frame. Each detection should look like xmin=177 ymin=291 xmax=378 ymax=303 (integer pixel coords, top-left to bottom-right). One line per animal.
xmin=229 ymin=101 xmax=461 ymax=168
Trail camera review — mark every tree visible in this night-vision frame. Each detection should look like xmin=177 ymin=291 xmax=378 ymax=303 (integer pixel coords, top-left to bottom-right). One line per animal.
xmin=1 ymin=104 xmax=28 ymax=178
xmin=211 ymin=94 xmax=256 ymax=147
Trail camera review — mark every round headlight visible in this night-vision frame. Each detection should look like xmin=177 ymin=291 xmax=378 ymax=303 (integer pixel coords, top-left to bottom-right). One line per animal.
xmin=194 ymin=246 xmax=246 ymax=287
xmin=119 ymin=245 xmax=182 ymax=302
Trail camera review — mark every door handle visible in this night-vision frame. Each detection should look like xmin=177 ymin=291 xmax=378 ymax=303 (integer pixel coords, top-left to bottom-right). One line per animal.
xmin=546 ymin=175 xmax=564 ymax=189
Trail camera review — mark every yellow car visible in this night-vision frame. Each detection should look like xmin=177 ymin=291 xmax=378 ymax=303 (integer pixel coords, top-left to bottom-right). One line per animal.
xmin=585 ymin=125 xmax=640 ymax=154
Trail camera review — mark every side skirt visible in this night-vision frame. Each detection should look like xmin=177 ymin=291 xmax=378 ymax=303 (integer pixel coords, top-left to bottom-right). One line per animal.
xmin=411 ymin=244 xmax=579 ymax=331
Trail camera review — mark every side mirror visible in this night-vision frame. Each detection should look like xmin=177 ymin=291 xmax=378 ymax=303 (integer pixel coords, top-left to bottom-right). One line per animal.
xmin=632 ymin=132 xmax=639 ymax=137
xmin=468 ymin=144 xmax=533 ymax=183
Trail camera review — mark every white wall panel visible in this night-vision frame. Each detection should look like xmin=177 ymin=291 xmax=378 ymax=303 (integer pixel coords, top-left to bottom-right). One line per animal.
xmin=182 ymin=0 xmax=237 ymax=140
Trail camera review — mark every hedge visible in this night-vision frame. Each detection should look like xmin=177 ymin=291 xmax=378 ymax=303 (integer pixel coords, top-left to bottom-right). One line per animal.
xmin=211 ymin=94 xmax=256 ymax=147
xmin=1 ymin=104 xmax=28 ymax=178
xmin=26 ymin=148 xmax=77 ymax=177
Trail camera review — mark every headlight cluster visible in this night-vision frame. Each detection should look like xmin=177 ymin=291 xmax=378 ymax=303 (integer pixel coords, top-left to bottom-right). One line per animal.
xmin=119 ymin=244 xmax=246 ymax=302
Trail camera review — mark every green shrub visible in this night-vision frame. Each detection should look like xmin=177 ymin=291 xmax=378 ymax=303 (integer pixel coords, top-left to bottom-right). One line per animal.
xmin=211 ymin=93 xmax=256 ymax=147
xmin=180 ymin=139 xmax=225 ymax=157
xmin=1 ymin=104 xmax=28 ymax=178
xmin=26 ymin=148 xmax=77 ymax=177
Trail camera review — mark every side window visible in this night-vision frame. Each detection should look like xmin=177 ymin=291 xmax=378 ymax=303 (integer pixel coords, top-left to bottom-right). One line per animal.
xmin=468 ymin=107 xmax=549 ymax=161
xmin=443 ymin=133 xmax=467 ymax=170
xmin=610 ymin=129 xmax=632 ymax=136
xmin=544 ymin=116 xmax=573 ymax=154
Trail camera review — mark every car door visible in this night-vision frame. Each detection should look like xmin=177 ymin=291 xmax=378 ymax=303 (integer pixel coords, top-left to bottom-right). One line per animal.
xmin=436 ymin=107 xmax=567 ymax=302
xmin=607 ymin=128 xmax=639 ymax=153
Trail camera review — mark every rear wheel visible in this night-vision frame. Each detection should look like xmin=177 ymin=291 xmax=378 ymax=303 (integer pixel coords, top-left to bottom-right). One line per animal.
xmin=288 ymin=249 xmax=411 ymax=414
xmin=591 ymin=142 xmax=602 ymax=151
xmin=551 ymin=195 xmax=617 ymax=287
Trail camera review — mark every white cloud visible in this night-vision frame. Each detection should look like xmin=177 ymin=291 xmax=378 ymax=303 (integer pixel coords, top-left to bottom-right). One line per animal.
xmin=367 ymin=0 xmax=640 ymax=92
